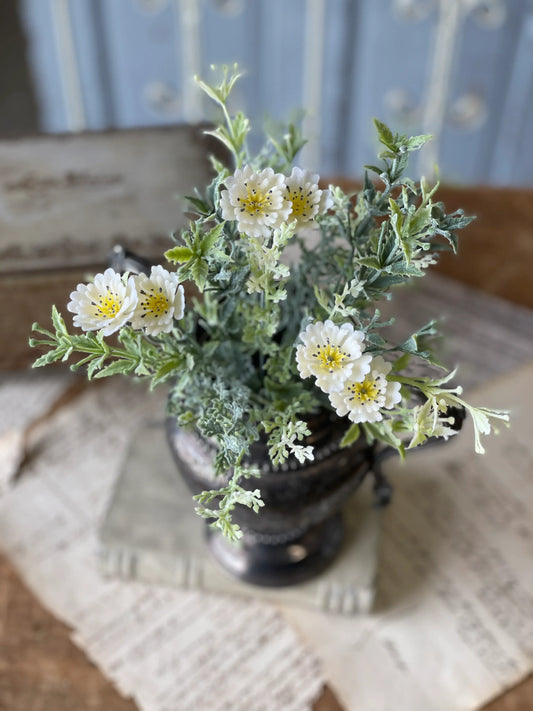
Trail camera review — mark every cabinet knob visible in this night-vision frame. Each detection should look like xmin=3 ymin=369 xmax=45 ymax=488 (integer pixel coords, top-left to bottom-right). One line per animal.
xmin=393 ymin=0 xmax=437 ymax=22
xmin=448 ymin=91 xmax=488 ymax=130
xmin=143 ymin=81 xmax=181 ymax=117
xmin=134 ymin=0 xmax=168 ymax=14
xmin=210 ymin=0 xmax=245 ymax=16
xmin=471 ymin=0 xmax=507 ymax=30
xmin=384 ymin=88 xmax=420 ymax=124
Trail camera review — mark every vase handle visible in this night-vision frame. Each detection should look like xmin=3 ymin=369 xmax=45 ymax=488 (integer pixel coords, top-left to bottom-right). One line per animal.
xmin=108 ymin=244 xmax=152 ymax=275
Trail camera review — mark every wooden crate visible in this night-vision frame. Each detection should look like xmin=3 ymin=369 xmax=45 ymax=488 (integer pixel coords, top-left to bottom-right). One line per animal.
xmin=0 ymin=126 xmax=215 ymax=369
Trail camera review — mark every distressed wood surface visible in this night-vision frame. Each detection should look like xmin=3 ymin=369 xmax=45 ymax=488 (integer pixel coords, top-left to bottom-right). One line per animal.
xmin=1 ymin=269 xmax=92 ymax=370
xmin=1 ymin=160 xmax=532 ymax=709
xmin=0 ymin=544 xmax=531 ymax=711
xmin=0 ymin=549 xmax=340 ymax=711
xmin=432 ymin=185 xmax=533 ymax=311
xmin=0 ymin=126 xmax=214 ymax=273
xmin=0 ymin=550 xmax=137 ymax=711
xmin=0 ymin=126 xmax=217 ymax=370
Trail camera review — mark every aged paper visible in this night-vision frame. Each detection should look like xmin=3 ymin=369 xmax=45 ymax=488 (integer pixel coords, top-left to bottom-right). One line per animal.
xmin=99 ymin=420 xmax=380 ymax=615
xmin=282 ymin=361 xmax=533 ymax=711
xmin=2 ymin=275 xmax=533 ymax=711
xmin=0 ymin=377 xmax=324 ymax=711
xmin=0 ymin=372 xmax=76 ymax=492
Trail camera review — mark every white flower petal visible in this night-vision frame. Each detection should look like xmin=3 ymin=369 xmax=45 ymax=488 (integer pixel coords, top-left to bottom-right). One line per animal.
xmin=67 ymin=268 xmax=137 ymax=336
xmin=284 ymin=167 xmax=332 ymax=229
xmin=220 ymin=165 xmax=290 ymax=238
xmin=318 ymin=188 xmax=333 ymax=214
xmin=329 ymin=354 xmax=401 ymax=423
xmin=131 ymin=266 xmax=185 ymax=336
xmin=295 ymin=319 xmax=369 ymax=393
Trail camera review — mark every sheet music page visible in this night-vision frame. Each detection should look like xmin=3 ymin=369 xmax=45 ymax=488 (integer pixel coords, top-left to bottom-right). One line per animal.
xmin=0 ymin=372 xmax=77 ymax=492
xmin=0 ymin=377 xmax=324 ymax=711
xmin=282 ymin=361 xmax=533 ymax=711
xmin=2 ymin=275 xmax=533 ymax=711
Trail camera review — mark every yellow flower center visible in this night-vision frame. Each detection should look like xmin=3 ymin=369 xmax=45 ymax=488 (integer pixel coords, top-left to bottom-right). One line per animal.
xmin=140 ymin=289 xmax=169 ymax=318
xmin=349 ymin=376 xmax=380 ymax=403
xmin=238 ymin=185 xmax=273 ymax=216
xmin=287 ymin=186 xmax=313 ymax=217
xmin=94 ymin=292 xmax=122 ymax=318
xmin=314 ymin=342 xmax=347 ymax=372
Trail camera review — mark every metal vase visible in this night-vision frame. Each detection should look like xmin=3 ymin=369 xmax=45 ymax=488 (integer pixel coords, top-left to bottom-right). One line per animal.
xmin=166 ymin=412 xmax=374 ymax=587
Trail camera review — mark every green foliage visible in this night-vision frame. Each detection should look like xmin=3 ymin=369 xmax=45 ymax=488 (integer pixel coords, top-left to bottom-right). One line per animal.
xmin=194 ymin=463 xmax=263 ymax=542
xmin=260 ymin=116 xmax=307 ymax=173
xmin=30 ymin=309 xmax=188 ymax=386
xmin=264 ymin=416 xmax=313 ymax=466
xmin=166 ymin=221 xmax=228 ymax=292
xmin=29 ymin=65 xmax=506 ymax=537
xmin=390 ymin=370 xmax=510 ymax=454
xmin=340 ymin=423 xmax=360 ymax=448
xmin=374 ymin=119 xmax=432 ymax=158
xmin=362 ymin=420 xmax=405 ymax=458
xmin=195 ymin=64 xmax=250 ymax=167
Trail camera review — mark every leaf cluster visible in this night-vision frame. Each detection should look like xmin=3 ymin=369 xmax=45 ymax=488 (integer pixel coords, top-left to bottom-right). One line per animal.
xmin=29 ymin=66 xmax=498 ymax=538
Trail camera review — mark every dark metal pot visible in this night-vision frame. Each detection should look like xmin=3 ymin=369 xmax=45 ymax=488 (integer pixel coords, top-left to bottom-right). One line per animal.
xmin=109 ymin=245 xmax=465 ymax=587
xmin=166 ymin=412 xmax=375 ymax=587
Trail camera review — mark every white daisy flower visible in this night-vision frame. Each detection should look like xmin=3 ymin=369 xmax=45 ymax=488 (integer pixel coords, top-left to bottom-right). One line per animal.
xmin=329 ymin=355 xmax=402 ymax=423
xmin=284 ymin=167 xmax=333 ymax=229
xmin=67 ymin=268 xmax=138 ymax=337
xmin=131 ymin=266 xmax=185 ymax=336
xmin=220 ymin=165 xmax=291 ymax=238
xmin=296 ymin=319 xmax=371 ymax=394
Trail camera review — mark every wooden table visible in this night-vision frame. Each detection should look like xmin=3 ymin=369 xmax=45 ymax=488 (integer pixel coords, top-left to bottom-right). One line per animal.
xmin=1 ymin=183 xmax=532 ymax=710
xmin=1 ymin=546 xmax=532 ymax=711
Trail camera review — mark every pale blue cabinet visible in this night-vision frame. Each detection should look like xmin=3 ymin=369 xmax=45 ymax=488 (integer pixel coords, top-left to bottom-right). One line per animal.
xmin=489 ymin=6 xmax=533 ymax=185
xmin=18 ymin=0 xmax=533 ymax=185
xmin=438 ymin=0 xmax=530 ymax=185
xmin=342 ymin=0 xmax=436 ymax=177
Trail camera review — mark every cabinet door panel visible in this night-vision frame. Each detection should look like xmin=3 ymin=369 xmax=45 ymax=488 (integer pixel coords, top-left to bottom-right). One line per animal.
xmin=96 ymin=0 xmax=183 ymax=127
xmin=343 ymin=0 xmax=435 ymax=177
xmin=490 ymin=9 xmax=533 ymax=186
xmin=17 ymin=0 xmax=533 ymax=185
xmin=19 ymin=0 xmax=73 ymax=132
xmin=438 ymin=0 xmax=527 ymax=184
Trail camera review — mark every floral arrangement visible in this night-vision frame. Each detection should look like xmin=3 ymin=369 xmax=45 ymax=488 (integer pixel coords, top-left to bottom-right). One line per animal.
xmin=30 ymin=67 xmax=508 ymax=540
